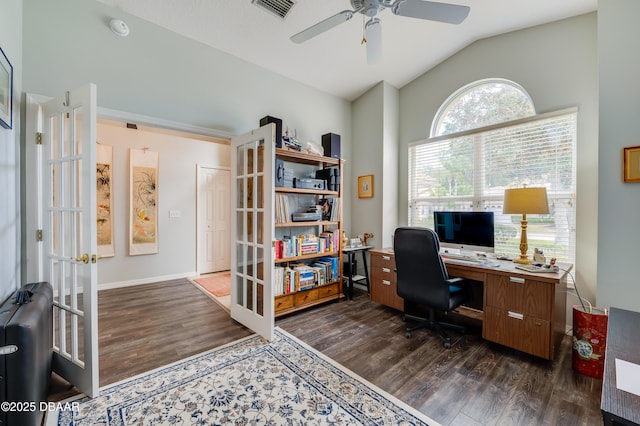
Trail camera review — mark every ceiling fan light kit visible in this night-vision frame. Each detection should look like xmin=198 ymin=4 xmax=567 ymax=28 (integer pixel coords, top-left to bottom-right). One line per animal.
xmin=365 ymin=18 xmax=382 ymax=64
xmin=290 ymin=0 xmax=470 ymax=63
xmin=358 ymin=0 xmax=383 ymax=17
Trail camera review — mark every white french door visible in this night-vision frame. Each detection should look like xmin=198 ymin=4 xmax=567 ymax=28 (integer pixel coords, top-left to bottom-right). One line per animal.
xmin=230 ymin=125 xmax=274 ymax=341
xmin=41 ymin=85 xmax=99 ymax=398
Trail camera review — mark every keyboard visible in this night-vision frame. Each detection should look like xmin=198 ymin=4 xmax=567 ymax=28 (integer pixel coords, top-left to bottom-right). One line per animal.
xmin=440 ymin=253 xmax=482 ymax=263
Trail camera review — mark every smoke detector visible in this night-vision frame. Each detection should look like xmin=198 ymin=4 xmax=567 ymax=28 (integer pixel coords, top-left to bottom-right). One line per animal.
xmin=252 ymin=0 xmax=296 ymax=20
xmin=109 ymin=19 xmax=130 ymax=37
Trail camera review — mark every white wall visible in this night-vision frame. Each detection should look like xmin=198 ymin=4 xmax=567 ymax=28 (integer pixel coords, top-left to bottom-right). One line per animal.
xmin=381 ymin=83 xmax=399 ymax=248
xmin=351 ymin=83 xmax=384 ymax=244
xmin=96 ymin=120 xmax=230 ymax=287
xmin=398 ymin=13 xmax=598 ymax=308
xmin=350 ymin=81 xmax=399 ymax=250
xmin=21 ymin=0 xmax=352 ymax=284
xmin=597 ymin=0 xmax=640 ymax=312
xmin=0 ymin=0 xmax=22 ymax=303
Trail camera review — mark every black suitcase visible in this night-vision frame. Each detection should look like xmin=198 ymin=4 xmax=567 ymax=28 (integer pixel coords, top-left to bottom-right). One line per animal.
xmin=0 ymin=282 xmax=53 ymax=426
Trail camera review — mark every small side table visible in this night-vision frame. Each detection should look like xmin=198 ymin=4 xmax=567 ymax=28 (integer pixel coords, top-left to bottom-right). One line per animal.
xmin=342 ymin=245 xmax=372 ymax=300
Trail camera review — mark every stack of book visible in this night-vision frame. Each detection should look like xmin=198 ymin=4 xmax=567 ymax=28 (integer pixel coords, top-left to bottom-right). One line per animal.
xmin=275 ymin=232 xmax=338 ymax=260
xmin=300 ymin=234 xmax=319 ymax=255
xmin=275 ymin=194 xmax=291 ymax=223
xmin=273 ymin=256 xmax=340 ymax=296
xmin=318 ymin=256 xmax=340 ymax=282
xmin=293 ymin=264 xmax=316 ymax=291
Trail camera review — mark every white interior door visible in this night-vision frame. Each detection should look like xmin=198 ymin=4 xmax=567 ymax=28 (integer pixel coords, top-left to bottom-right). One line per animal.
xmin=198 ymin=166 xmax=231 ymax=273
xmin=41 ymin=85 xmax=99 ymax=398
xmin=230 ymin=125 xmax=274 ymax=341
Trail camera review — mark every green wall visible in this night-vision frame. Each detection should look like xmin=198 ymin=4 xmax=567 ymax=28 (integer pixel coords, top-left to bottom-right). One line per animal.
xmin=397 ymin=13 xmax=598 ymax=307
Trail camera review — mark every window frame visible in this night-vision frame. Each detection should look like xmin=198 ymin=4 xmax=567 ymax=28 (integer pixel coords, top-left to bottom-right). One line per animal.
xmin=431 ymin=78 xmax=536 ymax=138
xmin=410 ymin=106 xmax=578 ymax=262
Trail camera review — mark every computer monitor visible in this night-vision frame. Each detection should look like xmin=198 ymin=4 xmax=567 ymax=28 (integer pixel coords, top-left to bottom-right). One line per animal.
xmin=433 ymin=211 xmax=495 ymax=253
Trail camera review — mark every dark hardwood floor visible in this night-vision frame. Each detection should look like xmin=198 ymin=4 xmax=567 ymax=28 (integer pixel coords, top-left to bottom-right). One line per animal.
xmin=278 ymin=290 xmax=603 ymax=426
xmin=49 ymin=279 xmax=603 ymax=425
xmin=47 ymin=278 xmax=252 ymax=400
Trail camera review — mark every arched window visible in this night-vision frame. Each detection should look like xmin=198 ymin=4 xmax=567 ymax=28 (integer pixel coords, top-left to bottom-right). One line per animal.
xmin=409 ymin=79 xmax=577 ymax=262
xmin=432 ymin=79 xmax=535 ymax=137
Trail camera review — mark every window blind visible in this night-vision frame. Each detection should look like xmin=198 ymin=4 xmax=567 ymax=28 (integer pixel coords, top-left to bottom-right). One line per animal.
xmin=408 ymin=108 xmax=577 ymax=263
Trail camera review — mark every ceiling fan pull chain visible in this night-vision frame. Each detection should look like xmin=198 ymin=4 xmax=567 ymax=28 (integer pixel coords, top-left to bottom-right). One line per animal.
xmin=361 ymin=14 xmax=367 ymax=45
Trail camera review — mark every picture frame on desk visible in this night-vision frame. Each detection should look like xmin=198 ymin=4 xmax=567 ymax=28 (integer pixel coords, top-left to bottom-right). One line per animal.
xmin=623 ymin=145 xmax=640 ymax=182
xmin=0 ymin=46 xmax=13 ymax=129
xmin=358 ymin=174 xmax=373 ymax=198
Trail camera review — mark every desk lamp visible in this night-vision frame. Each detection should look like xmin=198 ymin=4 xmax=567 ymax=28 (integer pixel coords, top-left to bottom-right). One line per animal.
xmin=503 ymin=187 xmax=549 ymax=264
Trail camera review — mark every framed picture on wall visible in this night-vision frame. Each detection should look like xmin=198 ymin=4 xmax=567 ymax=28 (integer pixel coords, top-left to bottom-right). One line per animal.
xmin=358 ymin=174 xmax=374 ymax=198
xmin=0 ymin=47 xmax=13 ymax=129
xmin=623 ymin=146 xmax=640 ymax=182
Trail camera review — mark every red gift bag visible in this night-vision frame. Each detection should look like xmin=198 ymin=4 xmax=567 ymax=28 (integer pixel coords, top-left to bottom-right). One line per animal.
xmin=572 ymin=305 xmax=608 ymax=378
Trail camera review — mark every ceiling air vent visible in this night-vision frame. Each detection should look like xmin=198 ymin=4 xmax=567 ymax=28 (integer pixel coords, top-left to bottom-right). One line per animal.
xmin=252 ymin=0 xmax=296 ymax=20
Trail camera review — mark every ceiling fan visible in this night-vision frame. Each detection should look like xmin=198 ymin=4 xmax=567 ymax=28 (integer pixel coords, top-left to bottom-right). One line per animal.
xmin=290 ymin=0 xmax=470 ymax=64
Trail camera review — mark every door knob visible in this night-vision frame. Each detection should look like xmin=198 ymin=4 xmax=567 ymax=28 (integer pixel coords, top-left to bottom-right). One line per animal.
xmin=73 ymin=253 xmax=90 ymax=264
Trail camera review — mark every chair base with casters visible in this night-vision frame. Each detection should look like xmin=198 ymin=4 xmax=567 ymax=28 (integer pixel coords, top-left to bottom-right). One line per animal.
xmin=403 ymin=310 xmax=466 ymax=348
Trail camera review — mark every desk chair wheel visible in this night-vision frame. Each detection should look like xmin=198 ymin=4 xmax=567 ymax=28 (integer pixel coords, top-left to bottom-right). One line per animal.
xmin=406 ymin=329 xmax=411 ymax=338
xmin=443 ymin=339 xmax=452 ymax=349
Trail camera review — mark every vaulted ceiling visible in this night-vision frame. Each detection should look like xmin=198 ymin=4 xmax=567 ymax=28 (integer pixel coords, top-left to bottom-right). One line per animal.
xmin=98 ymin=0 xmax=597 ymax=101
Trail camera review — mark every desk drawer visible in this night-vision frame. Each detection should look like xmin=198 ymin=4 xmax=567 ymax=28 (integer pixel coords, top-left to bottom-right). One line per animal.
xmin=370 ymin=275 xmax=403 ymax=311
xmin=484 ymin=273 xmax=553 ymax=320
xmin=371 ymin=252 xmax=395 ymax=270
xmin=370 ymin=251 xmax=404 ymax=311
xmin=446 ymin=265 xmax=485 ymax=282
xmin=484 ymin=306 xmax=551 ymax=359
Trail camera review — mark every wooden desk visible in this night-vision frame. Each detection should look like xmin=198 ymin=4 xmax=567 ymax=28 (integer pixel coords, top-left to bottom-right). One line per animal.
xmin=369 ymin=248 xmax=572 ymax=360
xmin=601 ymin=307 xmax=640 ymax=426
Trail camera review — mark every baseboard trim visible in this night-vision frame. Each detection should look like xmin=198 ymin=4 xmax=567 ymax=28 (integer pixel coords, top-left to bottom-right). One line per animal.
xmin=99 ymin=272 xmax=197 ymax=291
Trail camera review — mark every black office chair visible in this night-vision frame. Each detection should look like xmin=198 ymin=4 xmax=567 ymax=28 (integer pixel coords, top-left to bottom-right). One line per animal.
xmin=393 ymin=227 xmax=469 ymax=348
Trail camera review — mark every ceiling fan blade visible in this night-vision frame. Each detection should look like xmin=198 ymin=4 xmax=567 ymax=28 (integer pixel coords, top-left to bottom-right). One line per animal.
xmin=392 ymin=0 xmax=470 ymax=25
xmin=365 ymin=18 xmax=382 ymax=64
xmin=291 ymin=10 xmax=355 ymax=44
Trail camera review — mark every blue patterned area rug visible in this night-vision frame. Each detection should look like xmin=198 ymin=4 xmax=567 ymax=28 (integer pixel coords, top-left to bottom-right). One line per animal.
xmin=46 ymin=327 xmax=439 ymax=425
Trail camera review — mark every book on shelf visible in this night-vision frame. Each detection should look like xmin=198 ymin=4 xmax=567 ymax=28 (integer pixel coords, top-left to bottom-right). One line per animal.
xmin=273 ymin=255 xmax=341 ymax=296
xmin=293 ymin=264 xmax=316 ymax=291
xmin=318 ymin=197 xmax=340 ymax=221
xmin=276 ymin=193 xmax=327 ymax=224
xmin=275 ymin=193 xmax=291 ymax=223
xmin=319 ymin=256 xmax=340 ymax=282
xmin=275 ymin=232 xmax=338 ymax=259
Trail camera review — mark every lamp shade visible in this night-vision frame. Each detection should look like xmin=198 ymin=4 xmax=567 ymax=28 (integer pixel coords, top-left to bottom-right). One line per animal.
xmin=503 ymin=187 xmax=549 ymax=214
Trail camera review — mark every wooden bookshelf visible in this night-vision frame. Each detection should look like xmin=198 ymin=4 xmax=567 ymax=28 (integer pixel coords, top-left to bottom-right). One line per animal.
xmin=272 ymin=149 xmax=345 ymax=316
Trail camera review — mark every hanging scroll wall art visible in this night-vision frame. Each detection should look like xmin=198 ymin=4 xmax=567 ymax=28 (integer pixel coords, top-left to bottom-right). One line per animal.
xmin=129 ymin=148 xmax=159 ymax=255
xmin=97 ymin=143 xmax=114 ymax=257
